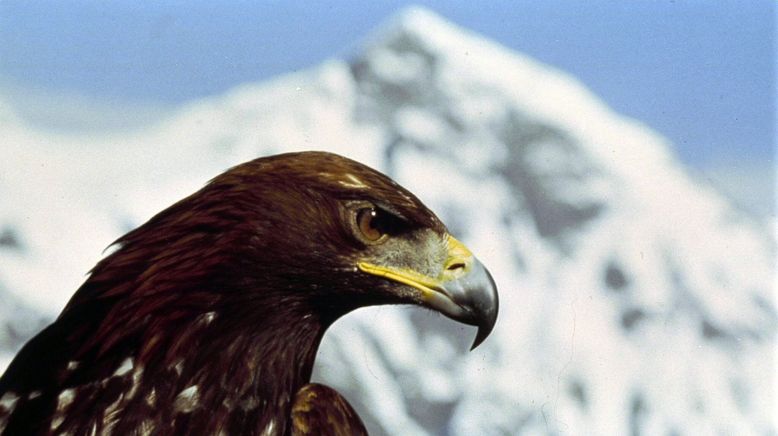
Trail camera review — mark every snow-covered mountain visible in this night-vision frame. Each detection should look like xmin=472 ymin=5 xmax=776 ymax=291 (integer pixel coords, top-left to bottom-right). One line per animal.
xmin=1 ymin=7 xmax=774 ymax=435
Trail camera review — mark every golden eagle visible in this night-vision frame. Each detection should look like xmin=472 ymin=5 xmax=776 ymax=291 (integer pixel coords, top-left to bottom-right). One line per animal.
xmin=0 ymin=152 xmax=498 ymax=435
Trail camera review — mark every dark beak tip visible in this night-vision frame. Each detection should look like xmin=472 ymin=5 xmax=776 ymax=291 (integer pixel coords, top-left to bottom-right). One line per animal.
xmin=469 ymin=309 xmax=498 ymax=351
xmin=470 ymin=326 xmax=490 ymax=351
xmin=468 ymin=266 xmax=499 ymax=351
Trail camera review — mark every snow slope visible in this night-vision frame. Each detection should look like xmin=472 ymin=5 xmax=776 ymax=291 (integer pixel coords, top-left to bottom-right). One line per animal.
xmin=1 ymin=7 xmax=774 ymax=435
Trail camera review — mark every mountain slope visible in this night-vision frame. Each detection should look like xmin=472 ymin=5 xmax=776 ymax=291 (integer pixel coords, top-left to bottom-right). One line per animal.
xmin=0 ymin=7 xmax=774 ymax=435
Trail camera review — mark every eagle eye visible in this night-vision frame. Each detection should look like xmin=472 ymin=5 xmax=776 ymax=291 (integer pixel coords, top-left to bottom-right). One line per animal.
xmin=356 ymin=208 xmax=385 ymax=243
xmin=353 ymin=206 xmax=406 ymax=244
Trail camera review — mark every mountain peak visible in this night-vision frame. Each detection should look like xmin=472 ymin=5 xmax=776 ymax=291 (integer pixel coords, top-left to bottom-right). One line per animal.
xmin=380 ymin=6 xmax=464 ymax=45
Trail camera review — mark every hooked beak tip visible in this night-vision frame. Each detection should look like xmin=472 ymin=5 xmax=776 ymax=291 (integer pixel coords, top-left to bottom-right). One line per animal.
xmin=468 ymin=265 xmax=498 ymax=350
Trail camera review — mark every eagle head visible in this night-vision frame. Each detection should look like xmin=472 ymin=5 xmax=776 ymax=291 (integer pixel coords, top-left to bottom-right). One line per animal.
xmin=0 ymin=151 xmax=498 ymax=435
xmin=208 ymin=151 xmax=498 ymax=347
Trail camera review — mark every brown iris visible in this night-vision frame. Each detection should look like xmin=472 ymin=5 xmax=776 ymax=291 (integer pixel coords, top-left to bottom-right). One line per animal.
xmin=356 ymin=208 xmax=384 ymax=242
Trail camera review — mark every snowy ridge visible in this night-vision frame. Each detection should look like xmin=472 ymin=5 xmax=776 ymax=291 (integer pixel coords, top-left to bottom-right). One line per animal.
xmin=1 ymin=7 xmax=775 ymax=435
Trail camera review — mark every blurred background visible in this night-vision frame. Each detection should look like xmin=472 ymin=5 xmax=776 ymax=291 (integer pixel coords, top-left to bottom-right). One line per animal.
xmin=1 ymin=1 xmax=774 ymax=218
xmin=1 ymin=1 xmax=775 ymax=434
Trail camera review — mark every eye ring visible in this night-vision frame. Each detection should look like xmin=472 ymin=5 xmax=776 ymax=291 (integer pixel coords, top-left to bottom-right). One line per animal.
xmin=355 ymin=207 xmax=387 ymax=244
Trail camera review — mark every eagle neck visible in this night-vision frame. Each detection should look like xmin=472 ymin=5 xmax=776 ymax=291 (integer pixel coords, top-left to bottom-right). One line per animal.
xmin=179 ymin=296 xmax=329 ymax=433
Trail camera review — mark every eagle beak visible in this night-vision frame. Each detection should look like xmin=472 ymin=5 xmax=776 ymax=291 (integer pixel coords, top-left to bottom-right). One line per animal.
xmin=357 ymin=236 xmax=499 ymax=350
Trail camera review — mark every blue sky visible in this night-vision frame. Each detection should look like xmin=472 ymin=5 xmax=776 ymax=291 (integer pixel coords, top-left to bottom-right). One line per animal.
xmin=1 ymin=0 xmax=775 ymax=215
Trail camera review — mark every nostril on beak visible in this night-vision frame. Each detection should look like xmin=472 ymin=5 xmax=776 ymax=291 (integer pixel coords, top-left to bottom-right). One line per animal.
xmin=446 ymin=262 xmax=466 ymax=271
